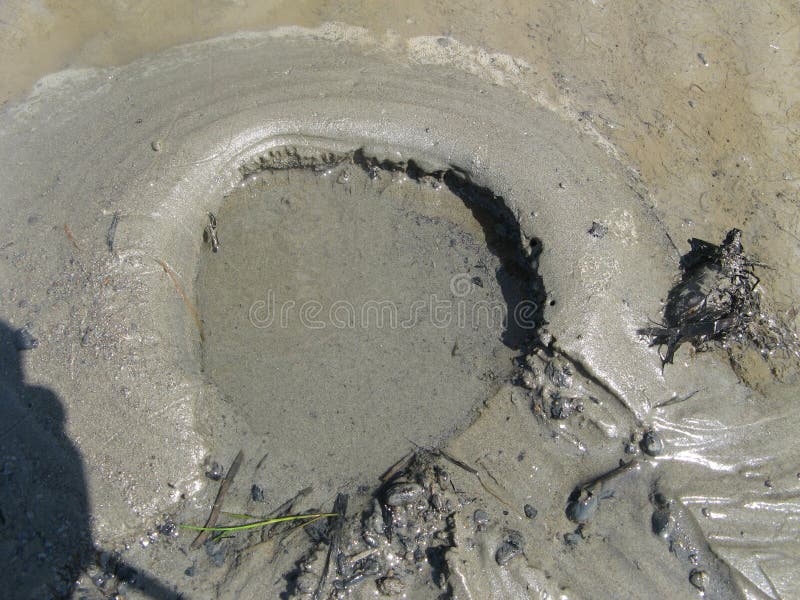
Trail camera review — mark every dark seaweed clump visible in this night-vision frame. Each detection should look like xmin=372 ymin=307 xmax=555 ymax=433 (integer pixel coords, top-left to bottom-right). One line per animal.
xmin=641 ymin=228 xmax=794 ymax=365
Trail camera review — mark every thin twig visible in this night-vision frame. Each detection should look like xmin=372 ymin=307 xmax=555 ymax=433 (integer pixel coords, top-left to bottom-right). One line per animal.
xmin=63 ymin=224 xmax=81 ymax=250
xmin=107 ymin=211 xmax=120 ymax=253
xmin=380 ymin=451 xmax=414 ymax=482
xmin=191 ymin=449 xmax=244 ymax=549
xmin=313 ymin=493 xmax=347 ymax=600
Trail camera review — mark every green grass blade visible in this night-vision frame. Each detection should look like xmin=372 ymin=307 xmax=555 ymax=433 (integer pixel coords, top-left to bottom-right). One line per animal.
xmin=179 ymin=513 xmax=338 ymax=533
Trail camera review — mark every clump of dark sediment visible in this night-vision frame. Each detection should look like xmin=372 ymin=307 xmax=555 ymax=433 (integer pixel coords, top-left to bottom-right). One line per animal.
xmin=640 ymin=228 xmax=799 ymax=366
xmin=286 ymin=451 xmax=463 ymax=599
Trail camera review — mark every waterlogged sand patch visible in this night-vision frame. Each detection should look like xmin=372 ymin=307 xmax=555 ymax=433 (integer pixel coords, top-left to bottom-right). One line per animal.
xmin=197 ymin=160 xmax=537 ymax=488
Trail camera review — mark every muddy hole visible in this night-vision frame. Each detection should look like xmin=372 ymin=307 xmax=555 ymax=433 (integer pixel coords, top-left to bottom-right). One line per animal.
xmin=196 ymin=152 xmax=541 ymax=488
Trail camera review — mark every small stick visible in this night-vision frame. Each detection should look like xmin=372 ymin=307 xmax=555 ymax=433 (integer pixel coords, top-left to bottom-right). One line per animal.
xmin=438 ymin=450 xmax=478 ymax=475
xmin=191 ymin=449 xmax=244 ymax=549
xmin=653 ymin=389 xmax=701 ymax=410
xmin=313 ymin=493 xmax=347 ymax=600
xmin=107 ymin=211 xmax=120 ymax=253
xmin=440 ymin=450 xmax=516 ymax=511
xmin=578 ymin=459 xmax=640 ymax=492
xmin=255 ymin=452 xmax=270 ymax=471
xmin=380 ymin=451 xmax=414 ymax=482
xmin=63 ymin=224 xmax=81 ymax=250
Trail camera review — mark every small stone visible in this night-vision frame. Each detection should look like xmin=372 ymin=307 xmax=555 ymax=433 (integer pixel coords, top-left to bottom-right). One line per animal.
xmin=495 ymin=530 xmax=525 ymax=566
xmin=473 ymin=509 xmax=489 ymax=527
xmin=651 ymin=508 xmax=674 ymax=538
xmin=251 ymin=484 xmax=265 ymax=502
xmin=157 ymin=518 xmax=177 ymax=537
xmin=566 ymin=489 xmax=599 ymax=523
xmin=641 ymin=429 xmax=664 ymax=456
xmin=205 ymin=461 xmax=224 ymax=481
xmin=588 ymin=221 xmax=608 ymax=238
xmin=521 ymin=370 xmax=537 ymax=390
xmin=689 ymin=569 xmax=708 ymax=592
xmin=150 ymin=140 xmax=162 ymax=152
xmin=524 ymin=504 xmax=538 ymax=519
xmin=377 ymin=575 xmax=405 ymax=596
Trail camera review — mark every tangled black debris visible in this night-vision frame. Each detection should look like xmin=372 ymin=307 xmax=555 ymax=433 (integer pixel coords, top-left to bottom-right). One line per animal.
xmin=641 ymin=228 xmax=796 ymax=366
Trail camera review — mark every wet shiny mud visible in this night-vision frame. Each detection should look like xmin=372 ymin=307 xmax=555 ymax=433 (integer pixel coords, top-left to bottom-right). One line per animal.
xmin=1 ymin=4 xmax=799 ymax=598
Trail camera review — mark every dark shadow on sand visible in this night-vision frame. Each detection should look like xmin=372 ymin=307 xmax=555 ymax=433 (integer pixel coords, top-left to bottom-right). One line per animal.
xmin=0 ymin=320 xmax=92 ymax=599
xmin=0 ymin=320 xmax=181 ymax=600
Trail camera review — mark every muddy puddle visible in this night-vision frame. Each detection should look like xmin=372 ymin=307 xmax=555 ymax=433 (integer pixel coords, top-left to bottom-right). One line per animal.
xmin=197 ymin=160 xmax=533 ymax=492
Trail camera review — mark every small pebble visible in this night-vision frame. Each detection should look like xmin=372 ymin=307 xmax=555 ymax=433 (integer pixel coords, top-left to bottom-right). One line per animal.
xmin=377 ymin=575 xmax=405 ymax=596
xmin=566 ymin=490 xmax=599 ymax=523
xmin=251 ymin=484 xmax=265 ymax=502
xmin=641 ymin=429 xmax=664 ymax=457
xmin=651 ymin=508 xmax=674 ymax=538
xmin=205 ymin=461 xmax=224 ymax=481
xmin=495 ymin=530 xmax=525 ymax=566
xmin=473 ymin=509 xmax=489 ymax=527
xmin=521 ymin=370 xmax=537 ymax=390
xmin=588 ymin=221 xmax=608 ymax=238
xmin=157 ymin=518 xmax=177 ymax=537
xmin=150 ymin=140 xmax=162 ymax=152
xmin=689 ymin=569 xmax=708 ymax=592
xmin=524 ymin=504 xmax=538 ymax=519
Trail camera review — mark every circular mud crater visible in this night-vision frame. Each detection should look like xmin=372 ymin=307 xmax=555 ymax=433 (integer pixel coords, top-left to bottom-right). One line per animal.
xmin=197 ymin=152 xmax=541 ymax=485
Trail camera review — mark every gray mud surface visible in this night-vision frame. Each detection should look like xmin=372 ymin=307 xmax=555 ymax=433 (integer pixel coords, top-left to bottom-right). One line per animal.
xmin=0 ymin=16 xmax=798 ymax=600
xmin=197 ymin=163 xmax=523 ymax=491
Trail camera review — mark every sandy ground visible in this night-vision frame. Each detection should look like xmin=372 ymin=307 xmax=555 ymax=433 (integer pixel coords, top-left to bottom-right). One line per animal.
xmin=1 ymin=2 xmax=798 ymax=599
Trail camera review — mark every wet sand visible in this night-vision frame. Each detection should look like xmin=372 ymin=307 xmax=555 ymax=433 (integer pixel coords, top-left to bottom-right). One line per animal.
xmin=1 ymin=3 xmax=798 ymax=599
